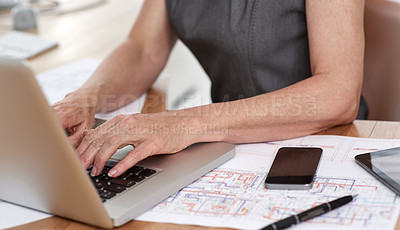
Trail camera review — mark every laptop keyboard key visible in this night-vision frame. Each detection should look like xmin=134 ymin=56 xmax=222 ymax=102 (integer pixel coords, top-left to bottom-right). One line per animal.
xmin=104 ymin=184 xmax=126 ymax=193
xmin=120 ymin=172 xmax=132 ymax=179
xmin=98 ymin=175 xmax=112 ymax=184
xmin=126 ymin=174 xmax=145 ymax=182
xmin=90 ymin=174 xmax=103 ymax=181
xmin=99 ymin=190 xmax=116 ymax=199
xmin=94 ymin=181 xmax=107 ymax=189
xmin=103 ymin=166 xmax=112 ymax=171
xmin=111 ymin=178 xmax=136 ymax=188
xmin=138 ymin=169 xmax=156 ymax=177
xmin=127 ymin=166 xmax=144 ymax=174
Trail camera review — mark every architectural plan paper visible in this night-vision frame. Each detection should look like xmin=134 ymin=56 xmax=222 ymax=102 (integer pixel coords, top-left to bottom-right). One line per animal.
xmin=137 ymin=135 xmax=400 ymax=230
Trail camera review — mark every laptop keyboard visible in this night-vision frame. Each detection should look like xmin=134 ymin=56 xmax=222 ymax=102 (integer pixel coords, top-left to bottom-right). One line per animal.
xmin=87 ymin=165 xmax=158 ymax=202
xmin=0 ymin=32 xmax=58 ymax=59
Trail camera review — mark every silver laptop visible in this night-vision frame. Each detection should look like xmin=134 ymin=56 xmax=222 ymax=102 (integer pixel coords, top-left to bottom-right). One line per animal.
xmin=0 ymin=58 xmax=235 ymax=228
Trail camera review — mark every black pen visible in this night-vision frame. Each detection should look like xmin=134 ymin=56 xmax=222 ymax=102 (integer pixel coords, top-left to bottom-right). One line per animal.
xmin=260 ymin=194 xmax=358 ymax=230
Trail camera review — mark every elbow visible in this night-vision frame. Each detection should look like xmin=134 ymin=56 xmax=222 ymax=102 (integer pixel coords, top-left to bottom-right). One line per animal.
xmin=322 ymin=95 xmax=360 ymax=128
xmin=336 ymin=100 xmax=359 ymax=125
xmin=315 ymin=95 xmax=359 ymax=132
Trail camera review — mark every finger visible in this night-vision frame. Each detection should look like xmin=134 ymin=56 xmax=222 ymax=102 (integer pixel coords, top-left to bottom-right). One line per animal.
xmin=79 ymin=140 xmax=105 ymax=169
xmin=68 ymin=134 xmax=81 ymax=149
xmin=108 ymin=144 xmax=152 ymax=177
xmin=76 ymin=117 xmax=123 ymax=155
xmin=75 ymin=130 xmax=96 ymax=156
xmin=68 ymin=125 xmax=91 ymax=149
xmin=80 ymin=142 xmax=100 ymax=169
xmin=90 ymin=134 xmax=129 ymax=176
xmin=77 ymin=116 xmax=126 ymax=166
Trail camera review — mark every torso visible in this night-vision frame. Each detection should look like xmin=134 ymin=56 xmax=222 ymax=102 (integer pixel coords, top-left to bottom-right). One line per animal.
xmin=166 ymin=0 xmax=368 ymax=119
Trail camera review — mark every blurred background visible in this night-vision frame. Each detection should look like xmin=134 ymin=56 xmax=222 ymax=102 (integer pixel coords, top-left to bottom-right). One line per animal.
xmin=363 ymin=0 xmax=400 ymax=121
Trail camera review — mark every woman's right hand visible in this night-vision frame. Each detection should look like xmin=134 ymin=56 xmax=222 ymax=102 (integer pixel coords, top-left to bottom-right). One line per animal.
xmin=52 ymin=92 xmax=98 ymax=148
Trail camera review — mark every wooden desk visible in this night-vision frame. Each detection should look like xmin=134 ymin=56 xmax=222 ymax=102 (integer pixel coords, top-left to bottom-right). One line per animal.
xmin=2 ymin=1 xmax=400 ymax=229
xmin=9 ymin=120 xmax=400 ymax=230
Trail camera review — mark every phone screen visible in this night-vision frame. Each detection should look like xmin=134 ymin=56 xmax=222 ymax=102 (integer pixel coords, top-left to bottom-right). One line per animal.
xmin=265 ymin=147 xmax=322 ymax=190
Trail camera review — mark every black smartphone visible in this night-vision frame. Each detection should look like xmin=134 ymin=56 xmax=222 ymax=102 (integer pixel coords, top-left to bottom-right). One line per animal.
xmin=265 ymin=147 xmax=323 ymax=190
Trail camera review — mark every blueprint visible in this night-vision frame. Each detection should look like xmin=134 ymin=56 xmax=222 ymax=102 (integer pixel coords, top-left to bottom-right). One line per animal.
xmin=137 ymin=135 xmax=400 ymax=230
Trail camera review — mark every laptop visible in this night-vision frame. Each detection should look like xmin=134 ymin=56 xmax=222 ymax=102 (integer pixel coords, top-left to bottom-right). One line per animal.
xmin=0 ymin=58 xmax=235 ymax=228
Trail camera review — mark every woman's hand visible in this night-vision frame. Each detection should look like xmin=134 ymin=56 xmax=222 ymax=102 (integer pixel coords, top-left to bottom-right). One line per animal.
xmin=77 ymin=112 xmax=200 ymax=177
xmin=52 ymin=92 xmax=98 ymax=148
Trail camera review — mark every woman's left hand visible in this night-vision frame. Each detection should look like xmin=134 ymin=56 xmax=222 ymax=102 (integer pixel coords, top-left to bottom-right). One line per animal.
xmin=76 ymin=112 xmax=200 ymax=177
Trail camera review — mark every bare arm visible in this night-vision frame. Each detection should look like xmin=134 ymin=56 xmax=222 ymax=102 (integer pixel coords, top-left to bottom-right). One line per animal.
xmin=53 ymin=0 xmax=176 ymax=147
xmin=179 ymin=0 xmax=365 ymax=143
xmin=78 ymin=0 xmax=176 ymax=113
xmin=79 ymin=0 xmax=366 ymax=177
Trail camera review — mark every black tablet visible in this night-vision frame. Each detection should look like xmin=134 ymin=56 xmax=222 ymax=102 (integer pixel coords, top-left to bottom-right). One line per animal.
xmin=355 ymin=147 xmax=400 ymax=195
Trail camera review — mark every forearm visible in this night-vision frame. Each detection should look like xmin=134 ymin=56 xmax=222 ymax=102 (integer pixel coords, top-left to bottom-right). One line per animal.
xmin=177 ymin=74 xmax=361 ymax=144
xmin=70 ymin=39 xmax=166 ymax=113
xmin=66 ymin=0 xmax=175 ymax=113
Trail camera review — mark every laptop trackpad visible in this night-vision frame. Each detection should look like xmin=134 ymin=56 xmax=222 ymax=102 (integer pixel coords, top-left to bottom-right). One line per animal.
xmin=110 ymin=145 xmax=134 ymax=161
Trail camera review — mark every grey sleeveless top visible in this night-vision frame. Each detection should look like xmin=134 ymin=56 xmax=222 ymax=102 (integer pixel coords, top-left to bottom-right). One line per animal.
xmin=166 ymin=0 xmax=368 ymax=119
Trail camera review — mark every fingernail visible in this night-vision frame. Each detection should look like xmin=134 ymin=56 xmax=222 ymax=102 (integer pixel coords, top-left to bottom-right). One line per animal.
xmin=90 ymin=166 xmax=97 ymax=176
xmin=108 ymin=168 xmax=117 ymax=177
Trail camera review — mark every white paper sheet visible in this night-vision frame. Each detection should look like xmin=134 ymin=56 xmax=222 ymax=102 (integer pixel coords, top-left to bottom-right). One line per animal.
xmin=137 ymin=135 xmax=400 ymax=230
xmin=0 ymin=202 xmax=51 ymax=229
xmin=35 ymin=58 xmax=147 ymax=120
